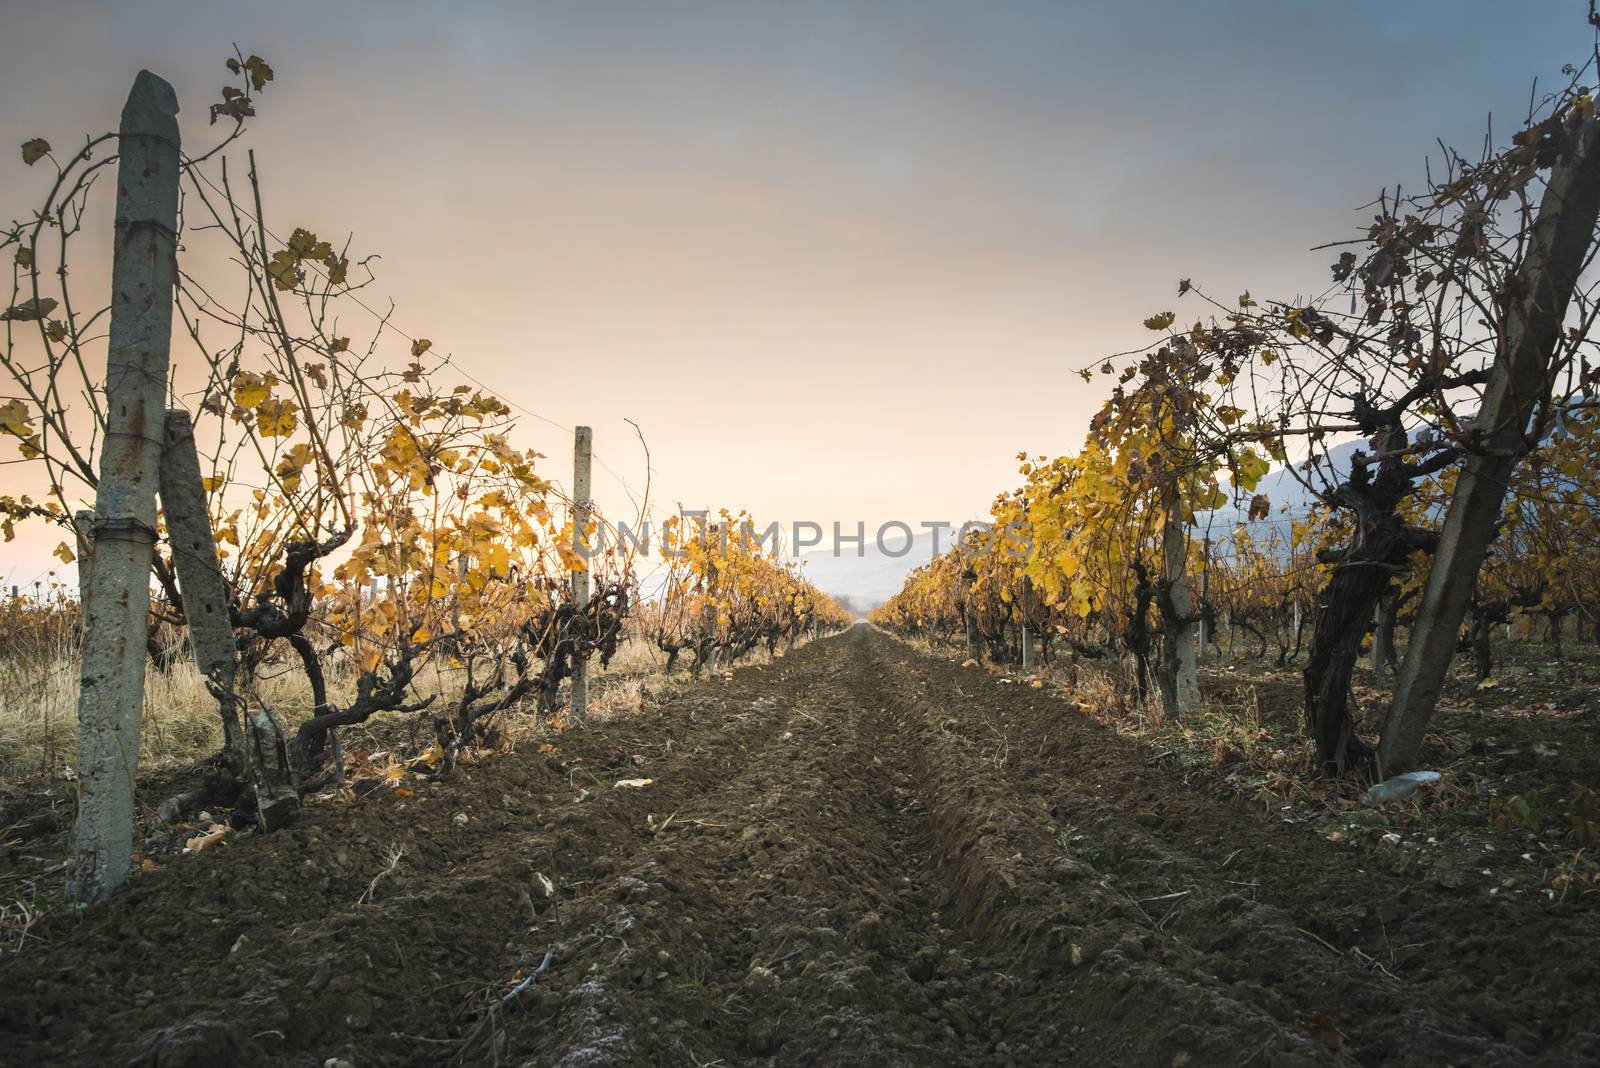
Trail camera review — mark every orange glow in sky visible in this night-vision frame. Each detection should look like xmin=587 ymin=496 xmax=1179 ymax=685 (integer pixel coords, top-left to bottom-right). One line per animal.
xmin=0 ymin=1 xmax=1588 ymax=587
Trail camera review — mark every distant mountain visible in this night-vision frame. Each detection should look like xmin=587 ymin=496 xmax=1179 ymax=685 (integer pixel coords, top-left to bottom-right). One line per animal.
xmin=1195 ymin=438 xmax=1363 ymax=536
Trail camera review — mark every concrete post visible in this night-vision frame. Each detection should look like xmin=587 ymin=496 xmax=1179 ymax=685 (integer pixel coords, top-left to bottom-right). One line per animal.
xmin=157 ymin=410 xmax=241 ymax=757
xmin=71 ymin=71 xmax=180 ymax=903
xmin=570 ymin=426 xmax=592 ymax=721
xmin=1382 ymin=117 xmax=1600 ymax=774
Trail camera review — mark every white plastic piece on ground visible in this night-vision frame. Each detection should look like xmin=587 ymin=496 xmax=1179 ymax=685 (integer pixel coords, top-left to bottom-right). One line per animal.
xmin=1364 ymin=770 xmax=1442 ymax=807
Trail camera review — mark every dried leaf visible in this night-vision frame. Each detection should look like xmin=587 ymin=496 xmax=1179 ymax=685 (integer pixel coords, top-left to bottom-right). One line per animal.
xmin=243 ymin=54 xmax=274 ymax=91
xmin=2 ymin=296 xmax=59 ymax=322
xmin=185 ymin=824 xmax=228 ymax=853
xmin=209 ymin=86 xmax=256 ymax=125
xmin=267 ymin=249 xmax=301 ymax=290
xmin=0 ymin=399 xmax=30 ymax=437
xmin=1299 ymin=1012 xmax=1343 ymax=1051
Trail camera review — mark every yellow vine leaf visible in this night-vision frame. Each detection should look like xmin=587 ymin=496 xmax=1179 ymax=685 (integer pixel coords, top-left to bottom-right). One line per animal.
xmin=267 ymin=249 xmax=301 ymax=291
xmin=1 ymin=296 xmax=58 ymax=322
xmin=232 ymin=372 xmax=273 ymax=408
xmin=0 ymin=400 xmax=30 ymax=438
xmin=255 ymin=398 xmax=299 ymax=437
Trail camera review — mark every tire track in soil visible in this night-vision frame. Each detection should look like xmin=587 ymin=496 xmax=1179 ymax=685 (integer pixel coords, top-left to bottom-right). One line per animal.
xmin=863 ymin=630 xmax=1599 ymax=1068
xmin=0 ymin=640 xmax=835 ymax=1067
xmin=2 ymin=625 xmax=1594 ymax=1066
xmin=505 ymin=628 xmax=1334 ymax=1067
xmin=507 ymin=635 xmax=1010 ymax=1066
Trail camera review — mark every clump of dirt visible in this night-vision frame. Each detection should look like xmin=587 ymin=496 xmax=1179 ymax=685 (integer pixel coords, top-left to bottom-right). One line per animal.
xmin=1 ymin=627 xmax=1595 ymax=1065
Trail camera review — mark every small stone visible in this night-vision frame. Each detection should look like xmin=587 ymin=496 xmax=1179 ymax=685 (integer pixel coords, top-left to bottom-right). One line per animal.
xmin=743 ymin=965 xmax=777 ymax=994
xmin=747 ymin=1018 xmax=780 ymax=1053
xmin=849 ymin=912 xmax=888 ymax=951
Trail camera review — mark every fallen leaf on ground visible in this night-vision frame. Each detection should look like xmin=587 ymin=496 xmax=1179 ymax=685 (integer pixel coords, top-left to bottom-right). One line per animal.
xmin=185 ymin=825 xmax=227 ymax=853
xmin=1299 ymin=1011 xmax=1344 ymax=1050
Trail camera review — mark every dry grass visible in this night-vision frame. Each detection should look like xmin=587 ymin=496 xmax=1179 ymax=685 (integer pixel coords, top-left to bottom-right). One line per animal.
xmin=890 ymin=632 xmax=1316 ymax=801
xmin=587 ymin=676 xmax=648 ymax=721
xmin=598 ymin=637 xmax=667 ymax=676
xmin=0 ymin=643 xmax=336 ymax=785
xmin=0 ymin=632 xmax=809 ymax=786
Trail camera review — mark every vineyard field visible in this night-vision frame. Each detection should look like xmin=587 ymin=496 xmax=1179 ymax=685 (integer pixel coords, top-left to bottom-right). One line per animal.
xmin=1 ymin=626 xmax=1596 ymax=1065
xmin=7 ymin=6 xmax=1600 ymax=1066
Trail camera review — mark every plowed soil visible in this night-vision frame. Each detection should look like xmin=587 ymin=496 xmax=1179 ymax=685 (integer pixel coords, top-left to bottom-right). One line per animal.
xmin=2 ymin=625 xmax=1595 ymax=1066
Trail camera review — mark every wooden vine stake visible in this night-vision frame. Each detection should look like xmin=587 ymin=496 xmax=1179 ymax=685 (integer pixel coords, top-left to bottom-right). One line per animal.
xmin=70 ymin=71 xmax=180 ymax=903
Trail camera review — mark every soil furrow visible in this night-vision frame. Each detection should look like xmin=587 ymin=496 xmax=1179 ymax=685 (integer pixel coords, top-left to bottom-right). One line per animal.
xmin=1 ymin=625 xmax=1593 ymax=1067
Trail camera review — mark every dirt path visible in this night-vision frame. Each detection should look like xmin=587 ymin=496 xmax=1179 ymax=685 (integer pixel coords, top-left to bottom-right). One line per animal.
xmin=2 ymin=625 xmax=1595 ymax=1066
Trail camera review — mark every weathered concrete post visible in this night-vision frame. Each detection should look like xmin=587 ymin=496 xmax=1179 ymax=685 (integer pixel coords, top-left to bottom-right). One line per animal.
xmin=1019 ymin=575 xmax=1034 ymax=670
xmin=570 ymin=426 xmax=592 ymax=722
xmin=1161 ymin=506 xmax=1201 ymax=715
xmin=701 ymin=527 xmax=721 ymax=672
xmin=158 ymin=410 xmax=240 ymax=756
xmin=73 ymin=509 xmax=97 ymax=610
xmin=1369 ymin=588 xmax=1397 ymax=673
xmin=962 ymin=564 xmax=980 ymax=661
xmin=1381 ymin=117 xmax=1600 ymax=775
xmin=450 ymin=551 xmax=468 ymax=634
xmin=71 ymin=71 xmax=180 ymax=903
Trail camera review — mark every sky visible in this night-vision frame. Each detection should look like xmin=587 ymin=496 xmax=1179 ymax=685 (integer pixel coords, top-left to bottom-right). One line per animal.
xmin=0 ymin=0 xmax=1594 ymax=590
